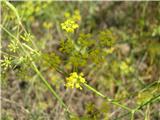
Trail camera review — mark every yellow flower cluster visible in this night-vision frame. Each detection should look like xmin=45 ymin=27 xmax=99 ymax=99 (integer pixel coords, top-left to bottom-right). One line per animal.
xmin=65 ymin=72 xmax=86 ymax=90
xmin=72 ymin=10 xmax=81 ymax=21
xmin=61 ymin=10 xmax=81 ymax=33
xmin=1 ymin=56 xmax=12 ymax=70
xmin=43 ymin=21 xmax=53 ymax=29
xmin=8 ymin=40 xmax=19 ymax=53
xmin=64 ymin=10 xmax=81 ymax=21
xmin=61 ymin=19 xmax=79 ymax=33
xmin=120 ymin=61 xmax=134 ymax=75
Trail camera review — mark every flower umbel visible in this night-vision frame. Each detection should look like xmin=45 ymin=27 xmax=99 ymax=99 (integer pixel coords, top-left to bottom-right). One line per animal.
xmin=1 ymin=56 xmax=12 ymax=70
xmin=61 ymin=19 xmax=79 ymax=33
xmin=119 ymin=61 xmax=134 ymax=75
xmin=61 ymin=10 xmax=81 ymax=33
xmin=8 ymin=40 xmax=19 ymax=52
xmin=65 ymin=72 xmax=86 ymax=90
xmin=72 ymin=10 xmax=81 ymax=21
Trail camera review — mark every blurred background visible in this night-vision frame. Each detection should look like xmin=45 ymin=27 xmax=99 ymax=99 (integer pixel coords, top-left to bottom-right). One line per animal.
xmin=1 ymin=1 xmax=160 ymax=120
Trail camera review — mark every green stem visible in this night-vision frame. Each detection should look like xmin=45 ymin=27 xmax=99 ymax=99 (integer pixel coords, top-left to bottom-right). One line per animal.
xmin=32 ymin=62 xmax=67 ymax=109
xmin=110 ymin=100 xmax=132 ymax=112
xmin=84 ymin=83 xmax=132 ymax=112
xmin=84 ymin=83 xmax=105 ymax=98
xmin=131 ymin=110 xmax=135 ymax=120
xmin=4 ymin=0 xmax=21 ymax=25
xmin=2 ymin=2 xmax=69 ymax=110
xmin=134 ymin=94 xmax=160 ymax=112
xmin=1 ymin=25 xmax=69 ymax=111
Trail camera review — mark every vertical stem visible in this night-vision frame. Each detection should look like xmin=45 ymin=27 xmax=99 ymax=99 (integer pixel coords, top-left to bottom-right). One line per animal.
xmin=32 ymin=62 xmax=67 ymax=109
xmin=5 ymin=0 xmax=21 ymax=25
xmin=131 ymin=110 xmax=135 ymax=120
xmin=3 ymin=1 xmax=69 ymax=110
xmin=145 ymin=104 xmax=150 ymax=120
xmin=1 ymin=25 xmax=69 ymax=112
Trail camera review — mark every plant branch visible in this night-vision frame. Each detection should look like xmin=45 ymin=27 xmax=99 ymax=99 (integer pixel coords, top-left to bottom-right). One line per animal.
xmin=84 ymin=83 xmax=132 ymax=112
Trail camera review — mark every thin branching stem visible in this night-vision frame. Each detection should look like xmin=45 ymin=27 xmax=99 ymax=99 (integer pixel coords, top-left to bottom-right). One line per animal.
xmin=84 ymin=83 xmax=133 ymax=112
xmin=1 ymin=24 xmax=69 ymax=112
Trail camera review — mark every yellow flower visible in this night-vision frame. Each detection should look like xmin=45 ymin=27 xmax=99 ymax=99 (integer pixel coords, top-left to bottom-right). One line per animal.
xmin=8 ymin=40 xmax=19 ymax=53
xmin=65 ymin=72 xmax=86 ymax=90
xmin=72 ymin=10 xmax=81 ymax=21
xmin=64 ymin=12 xmax=71 ymax=18
xmin=61 ymin=19 xmax=79 ymax=33
xmin=120 ymin=61 xmax=134 ymax=75
xmin=61 ymin=10 xmax=81 ymax=33
xmin=1 ymin=56 xmax=12 ymax=70
xmin=105 ymin=47 xmax=115 ymax=54
xmin=43 ymin=22 xmax=53 ymax=29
